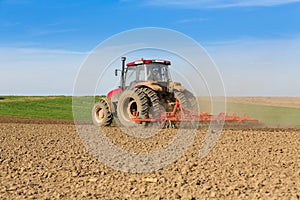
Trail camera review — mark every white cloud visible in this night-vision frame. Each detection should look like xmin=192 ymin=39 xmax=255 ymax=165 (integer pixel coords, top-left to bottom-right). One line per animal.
xmin=140 ymin=0 xmax=300 ymax=8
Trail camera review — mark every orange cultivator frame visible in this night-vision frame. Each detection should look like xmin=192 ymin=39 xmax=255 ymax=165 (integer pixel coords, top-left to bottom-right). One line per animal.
xmin=131 ymin=99 xmax=260 ymax=127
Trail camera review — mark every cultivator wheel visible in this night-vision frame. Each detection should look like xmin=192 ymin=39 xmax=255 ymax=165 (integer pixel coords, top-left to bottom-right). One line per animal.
xmin=117 ymin=88 xmax=149 ymax=127
xmin=92 ymin=98 xmax=113 ymax=127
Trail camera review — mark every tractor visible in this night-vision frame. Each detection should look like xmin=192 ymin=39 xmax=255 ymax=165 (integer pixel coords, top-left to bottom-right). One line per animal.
xmin=92 ymin=57 xmax=197 ymax=127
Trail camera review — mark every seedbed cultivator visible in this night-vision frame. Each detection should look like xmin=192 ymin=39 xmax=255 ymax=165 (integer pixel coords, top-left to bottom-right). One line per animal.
xmin=131 ymin=99 xmax=260 ymax=128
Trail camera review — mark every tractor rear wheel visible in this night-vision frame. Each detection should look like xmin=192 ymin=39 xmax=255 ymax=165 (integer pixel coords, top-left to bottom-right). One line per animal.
xmin=141 ymin=87 xmax=161 ymax=117
xmin=174 ymin=90 xmax=199 ymax=129
xmin=92 ymin=98 xmax=113 ymax=126
xmin=117 ymin=88 xmax=149 ymax=127
xmin=184 ymin=90 xmax=198 ymax=111
xmin=174 ymin=90 xmax=198 ymax=111
xmin=174 ymin=90 xmax=188 ymax=108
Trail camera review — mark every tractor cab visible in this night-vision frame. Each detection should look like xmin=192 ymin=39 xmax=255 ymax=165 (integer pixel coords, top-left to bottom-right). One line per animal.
xmin=118 ymin=59 xmax=171 ymax=89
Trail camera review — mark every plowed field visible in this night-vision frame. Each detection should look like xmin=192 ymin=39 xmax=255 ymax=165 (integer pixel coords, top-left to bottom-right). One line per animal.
xmin=0 ymin=117 xmax=299 ymax=199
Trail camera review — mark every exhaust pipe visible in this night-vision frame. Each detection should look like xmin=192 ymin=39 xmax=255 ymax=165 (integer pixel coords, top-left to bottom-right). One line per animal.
xmin=121 ymin=57 xmax=126 ymax=90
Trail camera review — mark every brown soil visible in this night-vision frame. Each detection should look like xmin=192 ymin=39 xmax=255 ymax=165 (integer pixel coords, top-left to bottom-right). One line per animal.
xmin=0 ymin=118 xmax=299 ymax=199
xmin=0 ymin=116 xmax=74 ymax=124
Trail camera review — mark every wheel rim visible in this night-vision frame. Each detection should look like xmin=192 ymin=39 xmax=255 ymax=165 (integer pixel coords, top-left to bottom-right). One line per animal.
xmin=96 ymin=108 xmax=104 ymax=123
xmin=127 ymin=100 xmax=137 ymax=118
xmin=121 ymin=97 xmax=137 ymax=123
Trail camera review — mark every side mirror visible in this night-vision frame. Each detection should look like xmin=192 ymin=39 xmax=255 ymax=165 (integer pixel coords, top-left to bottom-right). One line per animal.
xmin=115 ymin=69 xmax=118 ymax=76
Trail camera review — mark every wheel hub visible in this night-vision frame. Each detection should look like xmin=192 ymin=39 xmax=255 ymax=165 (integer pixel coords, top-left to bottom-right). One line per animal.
xmin=97 ymin=109 xmax=104 ymax=121
xmin=127 ymin=100 xmax=137 ymax=117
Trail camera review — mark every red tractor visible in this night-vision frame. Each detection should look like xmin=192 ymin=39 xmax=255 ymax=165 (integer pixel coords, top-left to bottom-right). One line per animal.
xmin=92 ymin=57 xmax=197 ymax=127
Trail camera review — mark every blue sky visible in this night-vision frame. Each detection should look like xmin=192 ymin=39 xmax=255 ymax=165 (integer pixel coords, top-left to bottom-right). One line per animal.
xmin=0 ymin=0 xmax=300 ymax=96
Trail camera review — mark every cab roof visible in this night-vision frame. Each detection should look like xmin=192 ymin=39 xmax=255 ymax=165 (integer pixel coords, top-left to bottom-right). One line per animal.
xmin=126 ymin=59 xmax=171 ymax=67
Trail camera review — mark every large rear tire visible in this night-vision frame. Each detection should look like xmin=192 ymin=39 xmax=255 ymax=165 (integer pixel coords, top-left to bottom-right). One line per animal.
xmin=92 ymin=98 xmax=113 ymax=126
xmin=117 ymin=88 xmax=149 ymax=127
xmin=174 ymin=90 xmax=198 ymax=111
xmin=142 ymin=87 xmax=166 ymax=128
xmin=174 ymin=90 xmax=199 ymax=129
xmin=174 ymin=90 xmax=188 ymax=108
xmin=141 ymin=87 xmax=161 ymax=117
xmin=184 ymin=90 xmax=198 ymax=111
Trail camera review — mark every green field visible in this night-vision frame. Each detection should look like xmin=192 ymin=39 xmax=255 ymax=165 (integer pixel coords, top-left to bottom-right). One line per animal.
xmin=0 ymin=96 xmax=299 ymax=126
xmin=0 ymin=96 xmax=101 ymax=120
xmin=0 ymin=96 xmax=74 ymax=120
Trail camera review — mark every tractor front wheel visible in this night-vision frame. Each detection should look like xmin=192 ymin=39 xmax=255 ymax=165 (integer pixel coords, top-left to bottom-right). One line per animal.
xmin=92 ymin=98 xmax=113 ymax=126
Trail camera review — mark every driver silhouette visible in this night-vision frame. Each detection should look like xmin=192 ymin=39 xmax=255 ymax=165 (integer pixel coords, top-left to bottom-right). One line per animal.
xmin=147 ymin=69 xmax=161 ymax=81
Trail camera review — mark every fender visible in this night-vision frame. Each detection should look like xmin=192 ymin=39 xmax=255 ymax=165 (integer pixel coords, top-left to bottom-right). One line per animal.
xmin=107 ymin=88 xmax=122 ymax=100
